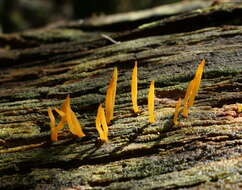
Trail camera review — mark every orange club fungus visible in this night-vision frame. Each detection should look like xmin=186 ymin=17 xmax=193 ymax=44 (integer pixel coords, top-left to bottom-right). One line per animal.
xmin=131 ymin=61 xmax=139 ymax=113
xmin=182 ymin=59 xmax=205 ymax=118
xmin=46 ymin=58 xmax=206 ymax=142
xmin=148 ymin=80 xmax=155 ymax=123
xmin=105 ymin=67 xmax=118 ymax=125
xmin=96 ymin=104 xmax=109 ymax=142
xmin=48 ymin=95 xmax=85 ymax=142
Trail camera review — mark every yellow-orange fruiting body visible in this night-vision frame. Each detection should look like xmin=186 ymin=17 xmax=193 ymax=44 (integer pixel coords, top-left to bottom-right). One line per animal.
xmin=238 ymin=104 xmax=242 ymax=113
xmin=96 ymin=104 xmax=109 ymax=142
xmin=55 ymin=95 xmax=85 ymax=138
xmin=54 ymin=107 xmax=66 ymax=131
xmin=47 ymin=107 xmax=58 ymax=142
xmin=65 ymin=95 xmax=85 ymax=137
xmin=188 ymin=59 xmax=205 ymax=107
xmin=100 ymin=105 xmax=108 ymax=139
xmin=54 ymin=108 xmax=65 ymax=117
xmin=182 ymin=79 xmax=195 ymax=118
xmin=148 ymin=80 xmax=155 ymax=123
xmin=173 ymin=98 xmax=182 ymax=125
xmin=68 ymin=110 xmax=85 ymax=137
xmin=54 ymin=96 xmax=70 ymax=131
xmin=105 ymin=67 xmax=118 ymax=125
xmin=182 ymin=59 xmax=205 ymax=118
xmin=131 ymin=61 xmax=139 ymax=113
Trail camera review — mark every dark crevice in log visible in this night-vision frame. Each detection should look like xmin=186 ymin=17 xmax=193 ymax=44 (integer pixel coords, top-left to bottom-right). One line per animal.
xmin=65 ymin=1 xmax=211 ymax=32
xmin=115 ymin=4 xmax=242 ymax=41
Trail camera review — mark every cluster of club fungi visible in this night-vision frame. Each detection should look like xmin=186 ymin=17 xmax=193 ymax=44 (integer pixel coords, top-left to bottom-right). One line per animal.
xmin=48 ymin=59 xmax=207 ymax=143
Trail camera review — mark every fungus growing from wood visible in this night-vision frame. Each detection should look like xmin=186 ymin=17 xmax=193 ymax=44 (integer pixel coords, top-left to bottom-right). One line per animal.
xmin=182 ymin=59 xmax=205 ymax=117
xmin=131 ymin=61 xmax=139 ymax=113
xmin=48 ymin=95 xmax=85 ymax=141
xmin=60 ymin=95 xmax=85 ymax=137
xmin=105 ymin=67 xmax=118 ymax=125
xmin=173 ymin=97 xmax=182 ymax=125
xmin=188 ymin=59 xmax=205 ymax=107
xmin=96 ymin=104 xmax=109 ymax=142
xmin=148 ymin=80 xmax=155 ymax=123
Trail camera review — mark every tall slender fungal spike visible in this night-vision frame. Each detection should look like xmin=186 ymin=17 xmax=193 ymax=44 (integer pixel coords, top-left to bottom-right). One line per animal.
xmin=96 ymin=104 xmax=109 ymax=142
xmin=131 ymin=61 xmax=139 ymax=113
xmin=48 ymin=107 xmax=58 ymax=142
xmin=182 ymin=59 xmax=205 ymax=118
xmin=105 ymin=67 xmax=118 ymax=125
xmin=148 ymin=80 xmax=155 ymax=123
xmin=173 ymin=98 xmax=182 ymax=126
xmin=188 ymin=59 xmax=205 ymax=107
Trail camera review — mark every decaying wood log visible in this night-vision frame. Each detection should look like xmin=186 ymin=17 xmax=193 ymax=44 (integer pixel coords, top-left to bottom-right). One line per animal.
xmin=0 ymin=2 xmax=242 ymax=190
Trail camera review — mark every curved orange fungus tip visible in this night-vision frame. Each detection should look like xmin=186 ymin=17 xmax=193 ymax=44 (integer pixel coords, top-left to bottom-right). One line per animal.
xmin=131 ymin=61 xmax=139 ymax=113
xmin=148 ymin=80 xmax=155 ymax=124
xmin=47 ymin=107 xmax=58 ymax=142
xmin=173 ymin=98 xmax=182 ymax=126
xmin=182 ymin=59 xmax=205 ymax=118
xmin=54 ymin=107 xmax=65 ymax=117
xmin=96 ymin=104 xmax=109 ymax=142
xmin=105 ymin=67 xmax=118 ymax=125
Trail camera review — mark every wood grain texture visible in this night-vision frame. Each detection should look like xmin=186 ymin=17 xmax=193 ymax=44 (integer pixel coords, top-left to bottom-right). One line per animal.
xmin=0 ymin=2 xmax=242 ymax=190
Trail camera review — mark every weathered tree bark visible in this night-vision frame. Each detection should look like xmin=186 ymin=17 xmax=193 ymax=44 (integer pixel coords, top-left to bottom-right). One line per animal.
xmin=0 ymin=2 xmax=242 ymax=190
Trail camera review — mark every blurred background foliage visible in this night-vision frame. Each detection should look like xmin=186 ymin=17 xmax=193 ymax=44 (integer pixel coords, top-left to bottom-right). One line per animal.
xmin=0 ymin=0 xmax=182 ymax=33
